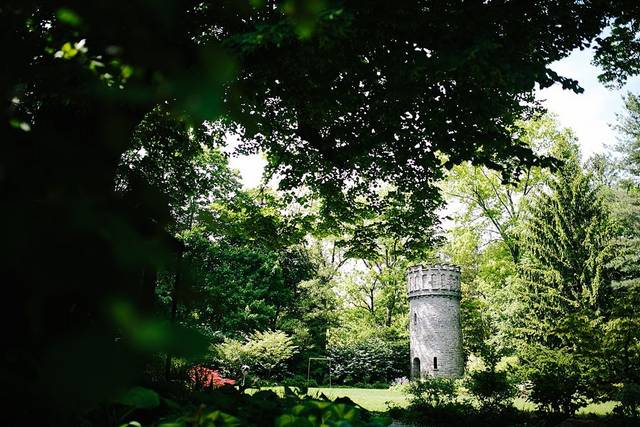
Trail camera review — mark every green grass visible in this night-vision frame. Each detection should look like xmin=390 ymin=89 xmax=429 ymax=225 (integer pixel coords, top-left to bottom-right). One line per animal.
xmin=307 ymin=387 xmax=407 ymax=412
xmin=576 ymin=401 xmax=617 ymax=416
xmin=250 ymin=387 xmax=617 ymax=415
xmin=512 ymin=398 xmax=616 ymax=415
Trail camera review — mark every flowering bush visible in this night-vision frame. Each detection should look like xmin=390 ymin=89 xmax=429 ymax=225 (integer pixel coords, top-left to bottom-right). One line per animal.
xmin=389 ymin=376 xmax=410 ymax=391
xmin=213 ymin=330 xmax=298 ymax=380
xmin=188 ymin=365 xmax=235 ymax=390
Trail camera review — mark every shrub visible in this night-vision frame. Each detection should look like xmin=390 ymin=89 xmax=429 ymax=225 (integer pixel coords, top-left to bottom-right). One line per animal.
xmin=398 ymin=377 xmax=480 ymax=427
xmin=328 ymin=338 xmax=408 ymax=386
xmin=615 ymin=382 xmax=640 ymax=417
xmin=465 ymin=367 xmax=516 ymax=411
xmin=213 ymin=330 xmax=298 ymax=381
xmin=188 ymin=365 xmax=236 ymax=390
xmin=464 ymin=351 xmax=518 ymax=412
xmin=389 ymin=377 xmax=409 ymax=392
xmin=521 ymin=350 xmax=586 ymax=415
xmin=406 ymin=377 xmax=458 ymax=408
xmin=245 ymin=330 xmax=298 ymax=378
xmin=281 ymin=374 xmax=309 ymax=389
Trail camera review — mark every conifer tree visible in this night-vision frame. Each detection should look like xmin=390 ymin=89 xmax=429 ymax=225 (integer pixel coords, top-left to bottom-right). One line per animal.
xmin=515 ymin=140 xmax=615 ymax=412
xmin=601 ymin=93 xmax=640 ymax=398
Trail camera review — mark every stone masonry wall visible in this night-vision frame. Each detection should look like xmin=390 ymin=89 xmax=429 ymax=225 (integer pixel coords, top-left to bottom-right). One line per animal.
xmin=407 ymin=264 xmax=463 ymax=378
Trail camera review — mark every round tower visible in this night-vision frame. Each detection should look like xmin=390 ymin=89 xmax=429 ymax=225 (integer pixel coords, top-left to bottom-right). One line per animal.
xmin=407 ymin=264 xmax=463 ymax=378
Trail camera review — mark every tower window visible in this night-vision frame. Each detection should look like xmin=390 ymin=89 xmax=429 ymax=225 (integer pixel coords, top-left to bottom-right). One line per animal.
xmin=414 ymin=312 xmax=417 ymax=324
xmin=433 ymin=357 xmax=438 ymax=370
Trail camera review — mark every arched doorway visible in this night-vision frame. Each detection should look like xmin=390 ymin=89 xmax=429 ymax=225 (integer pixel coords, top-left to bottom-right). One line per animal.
xmin=412 ymin=357 xmax=421 ymax=379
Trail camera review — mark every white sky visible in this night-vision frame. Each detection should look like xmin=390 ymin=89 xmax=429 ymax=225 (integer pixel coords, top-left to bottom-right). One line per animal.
xmin=230 ymin=48 xmax=640 ymax=188
xmin=537 ymin=47 xmax=640 ymax=157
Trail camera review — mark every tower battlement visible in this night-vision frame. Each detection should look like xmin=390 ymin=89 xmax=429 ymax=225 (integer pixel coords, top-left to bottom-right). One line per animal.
xmin=407 ymin=263 xmax=461 ymax=299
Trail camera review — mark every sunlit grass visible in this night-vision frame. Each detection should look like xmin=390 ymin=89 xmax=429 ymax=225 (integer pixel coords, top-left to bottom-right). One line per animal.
xmin=308 ymin=387 xmax=408 ymax=412
xmin=250 ymin=386 xmax=617 ymax=415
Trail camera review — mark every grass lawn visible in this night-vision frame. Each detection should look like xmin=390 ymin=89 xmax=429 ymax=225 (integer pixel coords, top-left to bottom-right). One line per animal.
xmin=254 ymin=387 xmax=618 ymax=415
xmin=307 ymin=387 xmax=407 ymax=412
xmin=251 ymin=387 xmax=617 ymax=415
xmin=512 ymin=398 xmax=616 ymax=416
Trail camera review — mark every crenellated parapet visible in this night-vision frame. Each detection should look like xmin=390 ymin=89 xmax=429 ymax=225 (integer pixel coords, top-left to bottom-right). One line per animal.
xmin=407 ymin=264 xmax=461 ymax=299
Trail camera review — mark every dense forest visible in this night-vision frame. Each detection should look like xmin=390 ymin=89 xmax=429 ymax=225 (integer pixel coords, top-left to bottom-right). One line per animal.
xmin=2 ymin=1 xmax=640 ymax=426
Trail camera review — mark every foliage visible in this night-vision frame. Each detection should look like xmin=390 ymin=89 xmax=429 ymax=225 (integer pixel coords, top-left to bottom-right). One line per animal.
xmin=389 ymin=377 xmax=410 ymax=391
xmin=464 ymin=348 xmax=517 ymax=412
xmin=214 ymin=330 xmax=298 ymax=381
xmin=613 ymin=93 xmax=640 ymax=183
xmin=614 ymin=383 xmax=640 ymax=418
xmin=339 ymin=255 xmax=409 ymax=329
xmin=594 ymin=98 xmax=640 ymax=400
xmin=465 ymin=368 xmax=516 ymax=412
xmin=222 ymin=0 xmax=628 ymax=249
xmin=441 ymin=115 xmax=577 ymax=363
xmin=443 ymin=114 xmax=564 ymax=264
xmin=188 ymin=366 xmax=235 ymax=390
xmin=593 ymin=3 xmax=640 ymax=86
xmin=126 ymin=387 xmax=390 ymax=427
xmin=116 ymin=386 xmax=161 ymax=410
xmin=520 ymin=347 xmax=587 ymax=415
xmin=328 ymin=338 xmax=408 ymax=386
xmin=117 ymin=106 xmax=241 ymax=232
xmin=406 ymin=377 xmax=458 ymax=408
xmin=513 ymin=139 xmax=616 ymax=404
xmin=172 ymin=230 xmax=315 ymax=336
xmin=275 ymin=399 xmax=390 ymax=427
xmin=519 ymin=139 xmax=613 ymax=308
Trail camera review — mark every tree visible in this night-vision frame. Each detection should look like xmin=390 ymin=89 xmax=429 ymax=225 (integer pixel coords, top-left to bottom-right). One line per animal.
xmin=593 ymin=2 xmax=640 ymax=86
xmin=442 ymin=226 xmax=519 ymax=362
xmin=220 ymin=0 xmax=618 ymax=246
xmin=339 ymin=239 xmax=411 ymax=328
xmin=443 ymin=114 xmax=574 ymax=264
xmin=613 ymin=93 xmax=640 ymax=184
xmin=441 ymin=115 xmax=577 ymax=361
xmin=596 ymin=92 xmax=640 ymax=391
xmin=515 ymin=140 xmax=615 ymax=409
xmin=117 ymin=106 xmax=242 ymax=233
xmin=170 ymin=190 xmax=316 ymax=337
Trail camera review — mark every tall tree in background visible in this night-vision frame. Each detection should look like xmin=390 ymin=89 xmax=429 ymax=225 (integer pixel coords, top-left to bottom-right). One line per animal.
xmin=340 ymin=238 xmax=412 ymax=328
xmin=515 ymin=140 xmax=615 ymax=412
xmin=597 ymin=92 xmax=640 ymax=393
xmin=442 ymin=115 xmax=576 ymax=361
xmin=614 ymin=93 xmax=640 ymax=185
xmin=443 ymin=115 xmax=574 ymax=264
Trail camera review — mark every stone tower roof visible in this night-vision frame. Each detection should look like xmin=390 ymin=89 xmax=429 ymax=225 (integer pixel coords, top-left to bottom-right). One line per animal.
xmin=406 ymin=263 xmax=461 ymax=299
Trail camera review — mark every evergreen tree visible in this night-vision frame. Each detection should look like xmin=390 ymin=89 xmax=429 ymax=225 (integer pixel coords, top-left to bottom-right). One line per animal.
xmin=515 ymin=141 xmax=615 ymax=412
xmin=614 ymin=93 xmax=640 ymax=185
xmin=610 ymin=92 xmax=640 ymax=290
xmin=599 ymin=92 xmax=640 ymax=398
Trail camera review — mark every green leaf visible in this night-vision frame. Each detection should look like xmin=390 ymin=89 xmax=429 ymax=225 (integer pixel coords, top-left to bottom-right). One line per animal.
xmin=57 ymin=8 xmax=82 ymax=27
xmin=117 ymin=386 xmax=160 ymax=409
xmin=202 ymin=410 xmax=241 ymax=426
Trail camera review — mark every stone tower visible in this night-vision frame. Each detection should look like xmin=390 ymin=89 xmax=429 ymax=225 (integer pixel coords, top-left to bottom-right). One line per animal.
xmin=407 ymin=264 xmax=463 ymax=378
